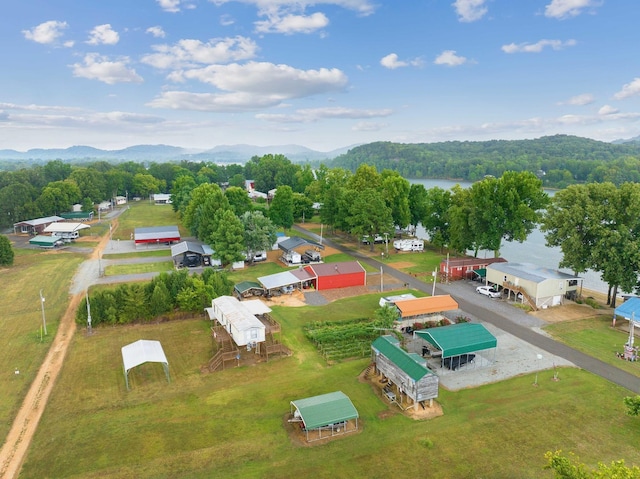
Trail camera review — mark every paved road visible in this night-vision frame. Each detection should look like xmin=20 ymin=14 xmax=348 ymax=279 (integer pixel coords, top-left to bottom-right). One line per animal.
xmin=294 ymin=225 xmax=640 ymax=394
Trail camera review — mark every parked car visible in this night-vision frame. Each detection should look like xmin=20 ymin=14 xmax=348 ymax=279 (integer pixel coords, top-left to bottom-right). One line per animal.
xmin=443 ymin=354 xmax=476 ymax=371
xmin=476 ymin=285 xmax=501 ymax=298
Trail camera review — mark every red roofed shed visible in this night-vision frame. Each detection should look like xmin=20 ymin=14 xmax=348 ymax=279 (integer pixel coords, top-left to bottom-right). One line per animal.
xmin=304 ymin=261 xmax=366 ymax=291
xmin=440 ymin=256 xmax=507 ymax=281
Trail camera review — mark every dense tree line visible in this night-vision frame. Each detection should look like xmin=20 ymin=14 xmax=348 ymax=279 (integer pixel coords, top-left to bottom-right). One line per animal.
xmin=75 ymin=269 xmax=233 ymax=326
xmin=5 ymin=143 xmax=640 ymax=303
xmin=330 ymin=135 xmax=640 ymax=188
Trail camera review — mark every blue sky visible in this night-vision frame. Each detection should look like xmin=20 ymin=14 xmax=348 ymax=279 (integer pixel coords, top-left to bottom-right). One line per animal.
xmin=2 ymin=0 xmax=639 ymax=152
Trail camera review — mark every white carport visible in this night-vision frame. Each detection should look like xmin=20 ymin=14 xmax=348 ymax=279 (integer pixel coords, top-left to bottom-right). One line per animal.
xmin=258 ymin=269 xmax=315 ymax=294
xmin=121 ymin=339 xmax=170 ymax=390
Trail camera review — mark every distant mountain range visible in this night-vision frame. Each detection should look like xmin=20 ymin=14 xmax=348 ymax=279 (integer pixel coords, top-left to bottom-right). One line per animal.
xmin=0 ymin=143 xmax=355 ymax=163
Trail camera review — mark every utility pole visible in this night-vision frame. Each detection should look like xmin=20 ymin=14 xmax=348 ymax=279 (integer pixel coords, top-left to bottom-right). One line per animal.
xmin=39 ymin=289 xmax=47 ymax=339
xmin=86 ymin=290 xmax=92 ymax=335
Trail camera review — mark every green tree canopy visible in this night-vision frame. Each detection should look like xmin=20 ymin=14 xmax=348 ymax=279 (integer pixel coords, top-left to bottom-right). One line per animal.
xmin=241 ymin=211 xmax=277 ymax=261
xmin=269 ymin=185 xmax=294 ymax=230
xmin=0 ymin=234 xmax=14 ymax=266
xmin=210 ymin=209 xmax=246 ymax=266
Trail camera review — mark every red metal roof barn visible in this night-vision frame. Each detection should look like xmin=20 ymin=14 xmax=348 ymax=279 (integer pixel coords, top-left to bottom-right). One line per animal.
xmin=304 ymin=261 xmax=366 ymax=291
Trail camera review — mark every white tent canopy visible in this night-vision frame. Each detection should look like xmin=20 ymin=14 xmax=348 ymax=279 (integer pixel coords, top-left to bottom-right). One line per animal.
xmin=121 ymin=339 xmax=170 ymax=390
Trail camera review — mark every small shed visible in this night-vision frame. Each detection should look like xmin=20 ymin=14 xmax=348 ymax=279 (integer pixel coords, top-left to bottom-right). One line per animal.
xmin=290 ymin=391 xmax=359 ymax=442
xmin=440 ymin=256 xmax=507 ymax=281
xmin=278 ymin=236 xmax=324 ymax=264
xmin=234 ymin=281 xmax=265 ymax=299
xmin=486 ymin=262 xmax=582 ymax=309
xmin=205 ymin=296 xmax=266 ymax=348
xmin=415 ymin=322 xmax=497 ymax=369
xmin=29 ymin=235 xmax=64 ymax=248
xmin=303 ymin=261 xmax=366 ymax=291
xmin=134 ymin=226 xmax=181 ymax=246
xmin=13 ymin=215 xmax=65 ymax=235
xmin=371 ymin=335 xmax=439 ymax=410
xmin=121 ymin=339 xmax=170 ymax=390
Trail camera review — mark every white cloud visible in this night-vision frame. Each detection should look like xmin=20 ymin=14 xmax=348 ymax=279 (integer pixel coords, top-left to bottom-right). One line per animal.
xmin=598 ymin=105 xmax=619 ymax=116
xmin=148 ymin=62 xmax=348 ymax=111
xmin=87 ymin=24 xmax=120 ymax=45
xmin=255 ymin=12 xmax=329 ymax=34
xmin=71 ymin=54 xmax=143 ymax=84
xmin=452 ymin=0 xmax=488 ymax=22
xmin=544 ymin=0 xmax=601 ymax=19
xmin=256 ymin=106 xmax=392 ymax=122
xmin=434 ymin=50 xmax=467 ymax=67
xmin=380 ymin=53 xmax=422 ymax=70
xmin=614 ymin=78 xmax=640 ymax=100
xmin=146 ymin=26 xmax=166 ymax=38
xmin=220 ymin=14 xmax=235 ymax=26
xmin=172 ymin=62 xmax=347 ymax=95
xmin=211 ymin=0 xmax=376 ymax=17
xmin=23 ymin=20 xmax=69 ymax=45
xmin=380 ymin=53 xmax=405 ymax=69
xmin=157 ymin=0 xmax=181 ymax=12
xmin=141 ymin=36 xmax=258 ymax=69
xmin=501 ymin=39 xmax=576 ymax=53
xmin=560 ymin=93 xmax=594 ymax=106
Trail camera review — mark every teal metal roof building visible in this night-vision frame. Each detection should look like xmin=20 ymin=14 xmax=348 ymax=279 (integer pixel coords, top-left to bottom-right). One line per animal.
xmin=371 ymin=335 xmax=439 ymax=410
xmin=290 ymin=391 xmax=359 ymax=442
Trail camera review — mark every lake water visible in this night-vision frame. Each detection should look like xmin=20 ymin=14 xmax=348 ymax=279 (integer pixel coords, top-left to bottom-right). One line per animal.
xmin=410 ymin=178 xmax=609 ymax=294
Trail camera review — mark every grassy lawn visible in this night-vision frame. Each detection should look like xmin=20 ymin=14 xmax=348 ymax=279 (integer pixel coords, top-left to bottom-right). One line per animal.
xmin=102 ymin=250 xmax=172 ymax=259
xmin=19 ymin=292 xmax=640 ymax=479
xmin=544 ymin=316 xmax=640 ymax=377
xmin=0 ymin=250 xmax=85 ymax=441
xmin=112 ymin=202 xmax=188 ymax=240
xmin=104 ymin=261 xmax=174 ymax=276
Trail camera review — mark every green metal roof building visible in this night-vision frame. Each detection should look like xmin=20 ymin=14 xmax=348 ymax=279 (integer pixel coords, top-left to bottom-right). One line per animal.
xmin=415 ymin=322 xmax=497 ymax=363
xmin=290 ymin=391 xmax=359 ymax=442
xmin=371 ymin=335 xmax=439 ymax=410
xmin=29 ymin=235 xmax=63 ymax=248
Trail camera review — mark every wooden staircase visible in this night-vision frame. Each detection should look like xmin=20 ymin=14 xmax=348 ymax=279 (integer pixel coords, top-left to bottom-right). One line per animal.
xmin=502 ymin=281 xmax=537 ymax=311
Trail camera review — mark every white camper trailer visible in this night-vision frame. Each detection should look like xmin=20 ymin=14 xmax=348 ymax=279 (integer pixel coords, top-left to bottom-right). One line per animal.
xmin=393 ymin=239 xmax=424 ymax=252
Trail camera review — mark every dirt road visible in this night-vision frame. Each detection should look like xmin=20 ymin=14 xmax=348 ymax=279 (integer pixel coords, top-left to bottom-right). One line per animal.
xmin=0 ymin=222 xmax=114 ymax=479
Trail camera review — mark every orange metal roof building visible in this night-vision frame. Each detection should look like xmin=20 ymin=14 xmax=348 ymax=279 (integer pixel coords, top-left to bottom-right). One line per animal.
xmin=394 ymin=295 xmax=459 ymax=318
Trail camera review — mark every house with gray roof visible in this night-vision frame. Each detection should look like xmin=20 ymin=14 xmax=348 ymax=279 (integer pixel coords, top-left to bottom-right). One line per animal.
xmin=486 ymin=262 xmax=582 ymax=309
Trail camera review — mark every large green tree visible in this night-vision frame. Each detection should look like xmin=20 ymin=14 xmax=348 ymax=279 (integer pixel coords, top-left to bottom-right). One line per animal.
xmin=269 ymin=185 xmax=294 ymax=230
xmin=449 ymin=172 xmax=548 ymax=257
xmin=408 ymin=183 xmax=429 ymax=234
xmin=347 ymin=188 xmax=394 ymax=252
xmin=210 ymin=209 xmax=245 ymax=266
xmin=0 ymin=234 xmax=14 ymax=266
xmin=182 ymin=183 xmax=231 ymax=241
xmin=240 ymin=211 xmax=277 ymax=262
xmin=225 ymin=186 xmax=253 ymax=216
xmin=542 ymin=182 xmax=640 ymax=307
xmin=422 ymin=186 xmax=452 ymax=250
xmin=381 ymin=170 xmax=411 ymax=230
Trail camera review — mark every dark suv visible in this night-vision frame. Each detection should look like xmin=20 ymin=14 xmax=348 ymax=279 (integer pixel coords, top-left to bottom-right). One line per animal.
xmin=443 ymin=354 xmax=476 ymax=371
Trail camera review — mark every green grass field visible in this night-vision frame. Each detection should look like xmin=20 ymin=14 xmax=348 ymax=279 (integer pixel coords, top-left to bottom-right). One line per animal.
xmin=18 ymin=294 xmax=640 ymax=479
xmin=0 ymin=250 xmax=85 ymax=441
xmin=544 ymin=316 xmax=640 ymax=377
xmin=104 ymin=261 xmax=174 ymax=276
xmin=112 ymin=202 xmax=188 ymax=240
